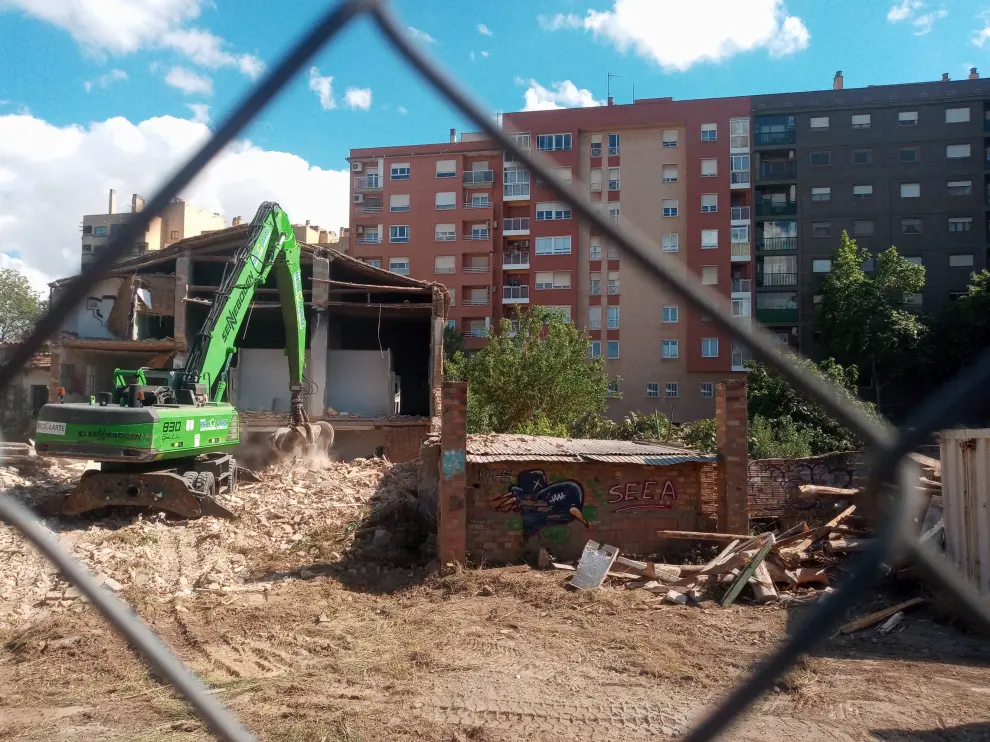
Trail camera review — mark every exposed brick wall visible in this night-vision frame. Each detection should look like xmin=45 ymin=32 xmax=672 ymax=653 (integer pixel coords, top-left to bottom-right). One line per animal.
xmin=384 ymin=424 xmax=431 ymax=463
xmin=437 ymin=382 xmax=467 ymax=563
xmin=699 ymin=462 xmax=718 ymax=528
xmin=465 ymin=460 xmax=704 ymax=563
xmin=716 ymin=379 xmax=749 ymax=534
xmin=748 ymin=451 xmax=864 ymax=524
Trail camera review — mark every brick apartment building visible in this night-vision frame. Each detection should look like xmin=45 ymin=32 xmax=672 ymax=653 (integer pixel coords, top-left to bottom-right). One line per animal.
xmin=348 ymin=69 xmax=990 ymax=421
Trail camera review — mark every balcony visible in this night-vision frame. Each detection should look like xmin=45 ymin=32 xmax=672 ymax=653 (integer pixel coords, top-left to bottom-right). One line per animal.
xmin=503 ymin=217 xmax=530 ymax=236
xmin=462 ymin=262 xmax=491 ymax=274
xmin=465 ymin=327 xmax=488 ymax=338
xmin=608 ymin=179 xmax=620 ymax=191
xmin=463 ymin=169 xmax=495 ymax=186
xmin=607 ymin=281 xmax=620 ymax=295
xmin=731 ymin=350 xmax=752 ymax=371
xmin=756 ymin=307 xmax=798 ymax=323
xmin=503 ymin=182 xmax=530 ymax=201
xmin=757 ymin=161 xmax=797 ymax=182
xmin=463 ymin=231 xmax=491 ymax=241
xmin=591 ymin=182 xmax=602 ymax=192
xmin=758 ymin=272 xmax=797 ymax=287
xmin=731 ymin=279 xmax=752 ymax=294
xmin=756 ymin=201 xmax=797 ymax=217
xmin=730 ymin=171 xmax=750 ymax=188
xmin=757 ymin=236 xmax=797 ymax=252
xmin=591 ymin=144 xmax=602 ymax=158
xmin=463 ymin=295 xmax=490 ymax=307
xmin=503 ymin=251 xmax=530 ymax=269
xmin=590 ymin=282 xmax=601 ymax=296
xmin=353 ymin=174 xmax=382 ymax=191
xmin=502 ymin=285 xmax=530 ymax=303
xmin=355 ymin=234 xmax=382 ymax=245
xmin=463 ymin=200 xmax=492 ymax=210
xmin=754 ymin=130 xmax=796 ymax=147
xmin=730 ymin=206 xmax=751 ymax=222
xmin=434 ymin=266 xmax=456 ymax=275
xmin=730 ymin=243 xmax=751 ymax=262
xmin=357 ymin=203 xmax=382 ymax=214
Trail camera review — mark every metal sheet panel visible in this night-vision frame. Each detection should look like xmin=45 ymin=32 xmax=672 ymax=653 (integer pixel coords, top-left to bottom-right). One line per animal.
xmin=940 ymin=429 xmax=990 ymax=600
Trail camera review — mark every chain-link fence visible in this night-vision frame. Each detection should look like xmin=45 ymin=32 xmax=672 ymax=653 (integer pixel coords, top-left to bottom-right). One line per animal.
xmin=1 ymin=1 xmax=989 ymax=740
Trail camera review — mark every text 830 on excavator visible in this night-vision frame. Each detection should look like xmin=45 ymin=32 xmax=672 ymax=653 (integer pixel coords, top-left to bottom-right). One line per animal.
xmin=34 ymin=202 xmax=334 ymax=518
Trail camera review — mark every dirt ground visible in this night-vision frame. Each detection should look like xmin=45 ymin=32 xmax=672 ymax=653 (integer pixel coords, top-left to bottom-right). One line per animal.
xmin=0 ymin=460 xmax=988 ymax=742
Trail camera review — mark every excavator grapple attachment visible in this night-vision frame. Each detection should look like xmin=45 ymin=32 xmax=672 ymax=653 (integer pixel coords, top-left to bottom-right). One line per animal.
xmin=271 ymin=420 xmax=335 ymax=458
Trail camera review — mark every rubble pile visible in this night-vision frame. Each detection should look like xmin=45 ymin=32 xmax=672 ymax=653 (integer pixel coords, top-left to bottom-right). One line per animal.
xmin=0 ymin=453 xmax=428 ymax=629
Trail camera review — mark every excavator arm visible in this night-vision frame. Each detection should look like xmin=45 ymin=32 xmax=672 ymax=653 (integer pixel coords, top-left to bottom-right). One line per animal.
xmin=181 ymin=202 xmax=307 ymax=423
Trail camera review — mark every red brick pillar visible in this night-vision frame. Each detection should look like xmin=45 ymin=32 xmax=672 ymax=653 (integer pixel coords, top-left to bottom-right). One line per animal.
xmin=715 ymin=379 xmax=749 ymax=534
xmin=438 ymin=381 xmax=468 ymax=563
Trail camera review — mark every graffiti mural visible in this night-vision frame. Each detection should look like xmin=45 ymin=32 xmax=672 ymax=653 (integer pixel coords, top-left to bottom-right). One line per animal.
xmin=748 ymin=455 xmax=858 ymax=516
xmin=606 ymin=480 xmax=677 ymax=513
xmin=493 ymin=469 xmax=589 ymax=536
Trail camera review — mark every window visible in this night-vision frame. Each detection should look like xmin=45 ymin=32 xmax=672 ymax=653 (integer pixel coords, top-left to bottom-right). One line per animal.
xmin=590 ymin=134 xmax=602 ymax=158
xmin=471 ymin=224 xmax=489 ymax=240
xmin=852 ymin=149 xmax=873 ymax=165
xmin=662 ymin=164 xmax=678 ymax=182
xmin=389 ymin=194 xmax=410 ymax=212
xmin=503 ymin=168 xmax=530 ymax=197
xmin=900 ymin=183 xmax=920 ymax=198
xmin=899 ymin=111 xmax=918 ymax=126
xmin=547 ymin=306 xmax=572 ymax=323
xmin=899 ymin=147 xmax=920 ymax=163
xmin=813 ymin=294 xmax=824 ymax=306
xmin=851 ymin=113 xmax=871 ymax=129
xmin=811 ymin=186 xmax=831 ymax=202
xmin=947 ymin=180 xmax=972 ymax=196
xmin=506 ymin=132 xmax=530 ymax=150
xmin=535 ymin=201 xmax=572 ymax=220
xmin=435 ymin=223 xmax=455 ymax=241
xmin=608 ymin=203 xmax=620 ymax=224
xmin=810 ymin=116 xmax=829 ymax=130
xmin=590 ymin=272 xmax=601 ymax=295
xmin=662 ymin=305 xmax=678 ymax=323
xmin=812 ymin=222 xmax=831 ymax=238
xmin=94 ymin=226 xmax=108 ymax=236
xmin=665 ymin=383 xmax=679 ymax=398
xmin=365 ymin=258 xmax=381 ymax=268
xmin=435 ymin=191 xmax=456 ymax=210
xmin=701 ymin=338 xmax=719 ymax=358
xmin=701 ymin=266 xmax=718 ymax=285
xmin=647 ymin=383 xmax=660 ymax=398
xmin=448 ymin=288 xmax=455 ymax=305
xmin=445 ymin=319 xmax=456 ymax=330
xmin=82 ymin=243 xmax=92 ymax=252
xmin=606 ymin=341 xmax=620 ymax=359
xmin=904 ymin=293 xmax=923 ymax=306
xmin=536 ymin=133 xmax=572 ymax=151
xmin=950 ymin=254 xmax=974 ymax=267
xmin=701 ymin=123 xmax=717 ymax=141
xmin=607 ymin=271 xmax=619 ymax=294
xmin=861 ymin=258 xmax=874 ymax=272
xmin=589 ymin=341 xmax=601 ymax=358
xmin=471 ymin=194 xmax=489 ymax=208
xmin=731 ymin=226 xmax=749 ymax=243
xmin=589 ymin=306 xmax=601 ymax=329
xmin=607 ymin=306 xmax=619 ymax=330
xmin=554 ymin=166 xmax=573 ymax=183
xmin=853 ymin=184 xmax=873 ymax=200
xmin=853 ymin=220 xmax=875 ymax=236
xmin=662 ymin=234 xmax=679 ymax=252
xmin=662 ymin=129 xmax=679 ymax=147
xmin=168 ymin=229 xmax=178 ymax=239
xmin=949 ymin=217 xmax=973 ymax=232
xmin=389 ymin=257 xmax=409 ymax=275
xmin=812 ymin=259 xmax=832 ymax=273
xmin=434 ymin=255 xmax=455 ymax=274
xmin=945 ymin=107 xmax=971 ymax=124
xmin=590 ymin=239 xmax=601 ymax=261
xmin=901 ymin=218 xmax=922 ymax=234
xmin=389 ymin=225 xmax=410 ymax=243
xmin=730 ymin=117 xmax=749 ymax=148
xmin=810 ymin=151 xmax=831 ymax=167
xmin=606 ymin=381 xmax=620 ymax=397
xmin=662 ymin=199 xmax=678 ymax=217
xmin=701 ymin=158 xmax=718 ymax=177
xmin=390 ymin=163 xmax=410 ymax=180
xmin=662 ymin=340 xmax=679 ymax=359
xmin=905 ymin=256 xmax=923 ymax=265
xmin=700 ymin=382 xmax=714 ymax=398
xmin=535 ymin=236 xmax=572 ymax=255
xmin=946 ymin=144 xmax=971 ymax=160
xmin=608 ymin=133 xmax=620 ymax=156
xmin=606 ymin=244 xmax=619 ymax=260
xmin=701 ymin=229 xmax=718 ymax=248
xmin=534 ymin=271 xmax=571 ymax=290
xmin=701 ymin=194 xmax=718 ymax=213
xmin=435 ymin=159 xmax=456 ymax=178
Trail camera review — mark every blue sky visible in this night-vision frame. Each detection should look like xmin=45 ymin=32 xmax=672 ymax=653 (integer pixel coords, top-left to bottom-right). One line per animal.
xmin=1 ymin=0 xmax=989 ymax=285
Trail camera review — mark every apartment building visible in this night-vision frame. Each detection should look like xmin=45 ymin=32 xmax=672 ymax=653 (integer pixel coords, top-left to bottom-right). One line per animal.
xmin=81 ymin=189 xmax=227 ymax=270
xmin=751 ymin=70 xmax=990 ymax=352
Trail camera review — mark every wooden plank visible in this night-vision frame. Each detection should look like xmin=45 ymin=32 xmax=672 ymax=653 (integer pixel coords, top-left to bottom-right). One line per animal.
xmin=877 ymin=612 xmax=905 ymax=635
xmin=825 ymin=537 xmax=873 ymax=554
xmin=750 ymin=561 xmax=779 ymax=603
xmin=919 ymin=519 xmax=944 ymax=546
xmin=311 ymin=278 xmax=430 ymax=292
xmin=782 ymin=505 xmax=857 ymax=556
xmin=655 ymin=530 xmax=750 ymax=542
xmin=551 ymin=562 xmax=575 ymax=572
xmin=613 ymin=556 xmax=680 ymax=581
xmin=721 ymin=534 xmax=776 ymax=607
xmin=839 ymin=597 xmax=926 ymax=635
xmin=797 ymin=484 xmax=859 ymax=498
xmin=774 ymin=525 xmax=831 ymax=550
xmin=775 ymin=522 xmax=809 ymax=541
xmin=481 ymin=564 xmax=531 ymax=575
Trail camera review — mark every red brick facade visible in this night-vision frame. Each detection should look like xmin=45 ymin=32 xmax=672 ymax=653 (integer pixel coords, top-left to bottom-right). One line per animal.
xmin=438 ymin=382 xmax=468 ymax=563
xmin=716 ymin=378 xmax=749 ymax=534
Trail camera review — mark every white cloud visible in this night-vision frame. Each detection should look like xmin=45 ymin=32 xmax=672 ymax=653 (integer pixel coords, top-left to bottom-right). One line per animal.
xmin=912 ymin=8 xmax=947 ymax=35
xmin=887 ymin=1 xmax=947 ymax=35
xmin=83 ymin=68 xmax=128 ymax=92
xmin=887 ymin=0 xmax=922 ymax=22
xmin=398 ymin=106 xmax=408 ymax=115
xmin=185 ymin=103 xmax=210 ymax=124
xmin=308 ymin=67 xmax=336 ymax=110
xmin=975 ymin=11 xmax=990 ymax=47
xmin=0 ymin=0 xmax=264 ymax=78
xmin=522 ymin=79 xmax=602 ymax=111
xmin=477 ymin=23 xmax=492 ymax=36
xmin=0 ymin=112 xmax=350 ymax=284
xmin=543 ymin=0 xmax=809 ymax=71
xmin=469 ymin=51 xmax=476 ymax=61
xmin=407 ymin=26 xmax=437 ymax=44
xmin=481 ymin=50 xmax=489 ymax=57
xmin=344 ymin=88 xmax=372 ymax=111
xmin=164 ymin=66 xmax=213 ymax=96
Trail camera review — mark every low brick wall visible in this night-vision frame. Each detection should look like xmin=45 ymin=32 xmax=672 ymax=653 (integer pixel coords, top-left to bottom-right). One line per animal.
xmin=748 ymin=451 xmax=864 ymax=524
xmin=465 ymin=460 xmax=704 ymax=562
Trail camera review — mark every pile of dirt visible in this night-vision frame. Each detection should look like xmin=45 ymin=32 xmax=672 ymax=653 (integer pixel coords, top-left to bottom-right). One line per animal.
xmin=0 ymin=455 xmax=431 ymax=630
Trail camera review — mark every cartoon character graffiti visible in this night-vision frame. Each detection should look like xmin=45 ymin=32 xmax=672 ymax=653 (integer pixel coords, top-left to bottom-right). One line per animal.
xmin=493 ymin=469 xmax=588 ymax=536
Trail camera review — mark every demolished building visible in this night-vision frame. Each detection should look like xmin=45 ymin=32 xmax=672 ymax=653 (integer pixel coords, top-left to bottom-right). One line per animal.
xmin=48 ymin=225 xmax=449 ymax=462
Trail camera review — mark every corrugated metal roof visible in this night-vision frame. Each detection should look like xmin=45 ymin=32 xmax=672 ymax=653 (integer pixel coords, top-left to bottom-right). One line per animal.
xmin=465 ymin=434 xmax=717 ymax=465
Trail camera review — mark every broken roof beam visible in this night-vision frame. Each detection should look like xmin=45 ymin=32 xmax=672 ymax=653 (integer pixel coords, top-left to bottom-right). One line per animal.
xmin=312 ymin=278 xmax=432 ymax=293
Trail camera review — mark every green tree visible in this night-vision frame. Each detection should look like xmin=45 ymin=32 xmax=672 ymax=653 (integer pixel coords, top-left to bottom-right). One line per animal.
xmin=0 ymin=268 xmax=45 ymax=343
xmin=442 ymin=323 xmax=464 ymax=371
xmin=748 ymin=415 xmax=814 ymax=459
xmin=450 ymin=307 xmax=611 ymax=434
xmin=933 ymin=269 xmax=990 ymax=372
xmin=817 ymin=231 xmax=926 ymax=410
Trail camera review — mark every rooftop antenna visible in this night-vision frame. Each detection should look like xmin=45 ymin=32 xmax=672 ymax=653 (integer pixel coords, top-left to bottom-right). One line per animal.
xmin=607 ymin=72 xmax=620 ymax=100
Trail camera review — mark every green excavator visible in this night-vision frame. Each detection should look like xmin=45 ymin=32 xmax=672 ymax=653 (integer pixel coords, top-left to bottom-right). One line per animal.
xmin=34 ymin=202 xmax=334 ymax=518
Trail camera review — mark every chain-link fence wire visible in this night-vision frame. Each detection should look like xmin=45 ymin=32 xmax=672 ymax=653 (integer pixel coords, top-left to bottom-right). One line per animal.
xmin=1 ymin=0 xmax=989 ymax=739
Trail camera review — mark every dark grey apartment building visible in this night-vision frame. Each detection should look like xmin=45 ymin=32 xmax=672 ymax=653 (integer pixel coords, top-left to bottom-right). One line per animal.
xmin=750 ymin=71 xmax=990 ymax=353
